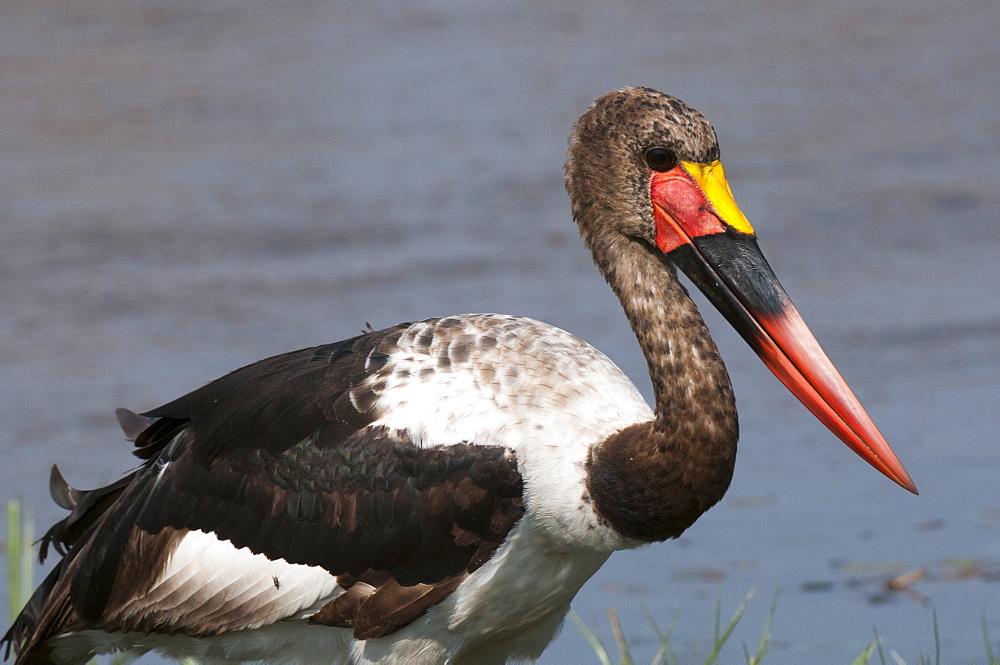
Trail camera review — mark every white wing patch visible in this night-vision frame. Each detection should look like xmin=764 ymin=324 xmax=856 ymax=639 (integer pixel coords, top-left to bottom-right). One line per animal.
xmin=108 ymin=530 xmax=340 ymax=632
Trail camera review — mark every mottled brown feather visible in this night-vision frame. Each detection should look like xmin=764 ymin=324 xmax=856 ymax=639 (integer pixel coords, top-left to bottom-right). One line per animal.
xmin=311 ymin=573 xmax=467 ymax=640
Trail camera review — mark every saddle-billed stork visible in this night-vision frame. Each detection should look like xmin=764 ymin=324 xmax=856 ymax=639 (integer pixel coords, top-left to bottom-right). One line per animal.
xmin=2 ymin=87 xmax=916 ymax=665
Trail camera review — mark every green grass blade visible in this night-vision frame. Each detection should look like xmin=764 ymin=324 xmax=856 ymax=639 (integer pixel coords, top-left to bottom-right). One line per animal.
xmin=744 ymin=586 xmax=778 ymax=664
xmin=872 ymin=626 xmax=886 ymax=665
xmin=640 ymin=605 xmax=680 ymax=665
xmin=6 ymin=499 xmax=22 ymax=618
xmin=21 ymin=505 xmax=34 ymax=611
xmin=570 ymin=609 xmax=614 ymax=665
xmin=932 ymin=607 xmax=940 ymax=665
xmin=6 ymin=499 xmax=34 ymax=615
xmin=712 ymin=591 xmax=721 ymax=659
xmin=852 ymin=640 xmax=876 ymax=665
xmin=608 ymin=608 xmax=634 ymax=665
xmin=702 ymin=585 xmax=756 ymax=665
xmin=983 ymin=613 xmax=997 ymax=665
xmin=649 ymin=639 xmax=675 ymax=665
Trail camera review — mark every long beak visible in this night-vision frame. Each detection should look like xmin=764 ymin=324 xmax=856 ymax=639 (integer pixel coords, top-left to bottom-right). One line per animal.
xmin=651 ymin=161 xmax=917 ymax=494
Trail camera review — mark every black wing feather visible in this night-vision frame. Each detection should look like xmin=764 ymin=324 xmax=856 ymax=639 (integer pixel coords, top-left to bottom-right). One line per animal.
xmin=4 ymin=321 xmax=525 ymax=662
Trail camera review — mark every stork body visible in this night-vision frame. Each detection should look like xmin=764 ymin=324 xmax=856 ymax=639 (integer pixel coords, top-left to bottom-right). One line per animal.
xmin=3 ymin=88 xmax=914 ymax=665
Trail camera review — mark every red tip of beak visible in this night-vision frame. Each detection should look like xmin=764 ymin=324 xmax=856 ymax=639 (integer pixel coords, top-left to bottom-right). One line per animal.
xmin=756 ymin=304 xmax=918 ymax=494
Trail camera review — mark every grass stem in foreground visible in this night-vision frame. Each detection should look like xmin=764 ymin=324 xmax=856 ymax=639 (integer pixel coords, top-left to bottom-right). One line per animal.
xmin=5 ymin=499 xmax=34 ymax=618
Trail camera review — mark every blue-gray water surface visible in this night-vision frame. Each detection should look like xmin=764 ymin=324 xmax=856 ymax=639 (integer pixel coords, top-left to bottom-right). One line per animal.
xmin=2 ymin=2 xmax=998 ymax=663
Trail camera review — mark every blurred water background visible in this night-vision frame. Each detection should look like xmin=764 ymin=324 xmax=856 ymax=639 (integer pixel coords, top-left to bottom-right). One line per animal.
xmin=2 ymin=1 xmax=998 ymax=663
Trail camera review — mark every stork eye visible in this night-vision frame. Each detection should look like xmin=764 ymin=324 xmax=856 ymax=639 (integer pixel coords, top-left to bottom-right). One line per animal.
xmin=643 ymin=147 xmax=677 ymax=172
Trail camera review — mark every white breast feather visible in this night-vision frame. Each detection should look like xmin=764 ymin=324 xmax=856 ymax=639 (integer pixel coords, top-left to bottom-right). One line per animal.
xmin=366 ymin=314 xmax=652 ymax=552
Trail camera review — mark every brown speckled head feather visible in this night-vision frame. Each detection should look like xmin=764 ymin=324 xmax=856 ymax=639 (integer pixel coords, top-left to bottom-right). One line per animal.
xmin=566 ymin=87 xmax=720 ymax=253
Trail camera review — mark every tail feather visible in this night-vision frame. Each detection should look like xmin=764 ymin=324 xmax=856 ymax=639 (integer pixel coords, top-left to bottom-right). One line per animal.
xmin=1 ymin=563 xmax=77 ymax=665
xmin=3 ymin=466 xmax=138 ymax=665
xmin=38 ymin=468 xmax=136 ymax=562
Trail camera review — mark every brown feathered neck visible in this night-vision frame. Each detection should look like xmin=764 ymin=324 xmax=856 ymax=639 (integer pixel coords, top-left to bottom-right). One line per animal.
xmin=565 ymin=88 xmax=737 ymax=543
